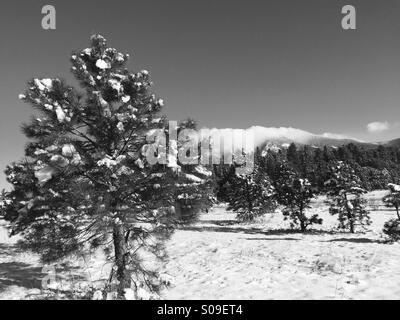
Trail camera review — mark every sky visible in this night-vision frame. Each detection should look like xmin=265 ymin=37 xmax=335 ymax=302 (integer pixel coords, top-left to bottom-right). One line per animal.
xmin=1 ymin=0 xmax=400 ymax=189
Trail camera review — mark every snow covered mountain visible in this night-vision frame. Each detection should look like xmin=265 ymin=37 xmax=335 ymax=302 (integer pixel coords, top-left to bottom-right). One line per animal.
xmin=247 ymin=126 xmax=369 ymax=148
xmin=201 ymin=126 xmax=376 ymax=151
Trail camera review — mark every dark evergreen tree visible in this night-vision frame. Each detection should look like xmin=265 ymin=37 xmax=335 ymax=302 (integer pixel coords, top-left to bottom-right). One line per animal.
xmin=383 ymin=183 xmax=400 ymax=220
xmin=382 ymin=183 xmax=400 ymax=242
xmin=325 ymin=161 xmax=371 ymax=233
xmin=275 ymin=164 xmax=322 ymax=231
xmin=226 ymin=160 xmax=276 ymax=222
xmin=287 ymin=142 xmax=299 ymax=169
xmin=213 ymin=164 xmax=236 ymax=203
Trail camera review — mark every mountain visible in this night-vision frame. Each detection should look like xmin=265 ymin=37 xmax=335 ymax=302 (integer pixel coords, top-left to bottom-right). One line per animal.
xmin=198 ymin=126 xmax=400 ymax=156
xmin=381 ymin=138 xmax=400 ymax=148
xmin=247 ymin=126 xmax=375 ymax=149
xmin=201 ymin=126 xmax=377 ymax=150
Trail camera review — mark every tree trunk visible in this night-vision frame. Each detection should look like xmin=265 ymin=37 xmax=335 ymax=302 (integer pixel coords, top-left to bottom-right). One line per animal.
xmin=300 ymin=220 xmax=306 ymax=232
xmin=349 ymin=217 xmax=355 ymax=233
xmin=345 ymin=199 xmax=355 ymax=233
xmin=299 ymin=206 xmax=306 ymax=232
xmin=299 ymin=213 xmax=306 ymax=232
xmin=113 ymin=224 xmax=131 ymax=299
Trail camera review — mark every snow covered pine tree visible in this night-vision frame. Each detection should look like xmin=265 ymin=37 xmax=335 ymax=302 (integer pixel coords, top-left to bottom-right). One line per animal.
xmin=325 ymin=161 xmax=371 ymax=233
xmin=275 ymin=163 xmax=322 ymax=232
xmin=382 ymin=183 xmax=400 ymax=241
xmin=383 ymin=183 xmax=400 ymax=220
xmin=0 ymin=35 xmax=212 ymax=299
xmin=227 ymin=159 xmax=276 ymax=222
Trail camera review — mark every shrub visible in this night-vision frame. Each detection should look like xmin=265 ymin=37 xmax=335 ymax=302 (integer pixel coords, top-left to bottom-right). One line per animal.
xmin=383 ymin=219 xmax=400 ymax=242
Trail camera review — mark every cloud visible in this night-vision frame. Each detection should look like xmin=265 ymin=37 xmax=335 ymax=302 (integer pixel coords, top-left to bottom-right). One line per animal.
xmin=367 ymin=121 xmax=390 ymax=133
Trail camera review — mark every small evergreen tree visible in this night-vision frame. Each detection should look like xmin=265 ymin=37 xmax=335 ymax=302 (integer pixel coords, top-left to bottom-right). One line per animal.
xmin=227 ymin=160 xmax=276 ymax=222
xmin=325 ymin=161 xmax=371 ymax=233
xmin=382 ymin=183 xmax=400 ymax=241
xmin=213 ymin=164 xmax=236 ymax=203
xmin=382 ymin=219 xmax=400 ymax=242
xmin=275 ymin=164 xmax=322 ymax=231
xmin=383 ymin=183 xmax=400 ymax=220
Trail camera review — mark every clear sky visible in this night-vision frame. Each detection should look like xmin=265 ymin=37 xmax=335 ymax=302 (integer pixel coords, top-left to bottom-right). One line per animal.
xmin=1 ymin=0 xmax=400 ymax=189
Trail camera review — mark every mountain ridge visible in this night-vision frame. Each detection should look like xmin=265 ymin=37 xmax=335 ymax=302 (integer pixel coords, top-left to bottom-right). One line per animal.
xmin=202 ymin=126 xmax=384 ymax=149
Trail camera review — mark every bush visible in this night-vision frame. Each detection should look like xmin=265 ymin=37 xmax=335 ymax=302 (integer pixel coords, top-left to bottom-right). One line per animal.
xmin=383 ymin=219 xmax=400 ymax=242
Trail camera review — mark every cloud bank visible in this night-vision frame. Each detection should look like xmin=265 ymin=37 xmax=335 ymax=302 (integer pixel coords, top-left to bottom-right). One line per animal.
xmin=367 ymin=121 xmax=390 ymax=133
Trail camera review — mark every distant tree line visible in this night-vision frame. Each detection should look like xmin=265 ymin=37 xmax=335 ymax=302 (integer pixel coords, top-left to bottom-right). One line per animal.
xmin=213 ymin=142 xmax=400 ymax=238
xmin=215 ymin=142 xmax=400 ymax=200
xmin=259 ymin=142 xmax=400 ymax=191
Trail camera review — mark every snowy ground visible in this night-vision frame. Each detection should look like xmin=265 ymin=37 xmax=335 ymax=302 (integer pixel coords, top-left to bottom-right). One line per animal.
xmin=1 ymin=191 xmax=400 ymax=300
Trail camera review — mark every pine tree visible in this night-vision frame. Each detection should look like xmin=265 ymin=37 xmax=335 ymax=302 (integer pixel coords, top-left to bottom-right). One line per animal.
xmin=259 ymin=146 xmax=286 ymax=184
xmin=325 ymin=161 xmax=371 ymax=233
xmin=382 ymin=183 xmax=400 ymax=241
xmin=383 ymin=183 xmax=400 ymax=220
xmin=0 ymin=35 xmax=211 ymax=299
xmin=170 ymin=118 xmax=215 ymax=223
xmin=0 ymin=189 xmax=9 ymax=209
xmin=299 ymin=145 xmax=313 ymax=178
xmin=286 ymin=142 xmax=299 ymax=169
xmin=226 ymin=160 xmax=276 ymax=222
xmin=313 ymin=148 xmax=329 ymax=189
xmin=275 ymin=164 xmax=322 ymax=231
xmin=214 ymin=164 xmax=236 ymax=203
